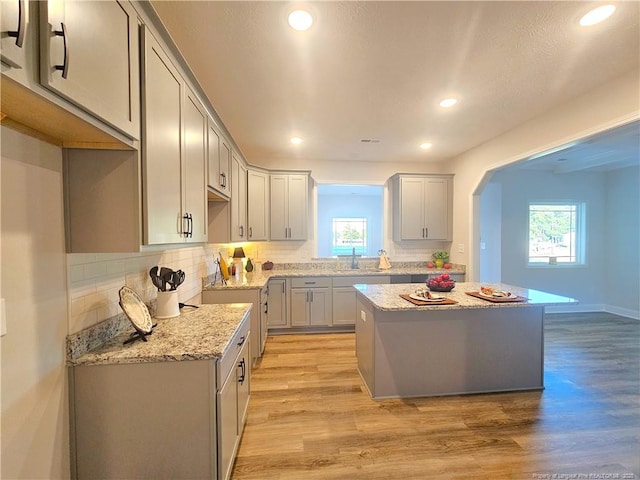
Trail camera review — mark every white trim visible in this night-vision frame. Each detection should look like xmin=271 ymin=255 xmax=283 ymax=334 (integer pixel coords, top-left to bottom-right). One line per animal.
xmin=545 ymin=303 xmax=640 ymax=320
xmin=605 ymin=305 xmax=640 ymax=321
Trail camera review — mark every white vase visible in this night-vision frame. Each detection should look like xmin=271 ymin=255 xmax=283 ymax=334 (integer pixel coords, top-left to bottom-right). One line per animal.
xmin=156 ymin=290 xmax=180 ymax=319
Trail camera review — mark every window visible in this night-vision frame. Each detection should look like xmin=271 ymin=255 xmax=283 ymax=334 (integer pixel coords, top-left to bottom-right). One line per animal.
xmin=528 ymin=203 xmax=585 ymax=265
xmin=317 ymin=184 xmax=383 ymax=257
xmin=332 ymin=218 xmax=367 ymax=255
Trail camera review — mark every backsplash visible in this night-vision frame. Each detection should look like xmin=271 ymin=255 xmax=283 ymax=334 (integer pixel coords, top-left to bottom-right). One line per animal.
xmin=67 ymin=246 xmax=213 ymax=334
xmin=68 ymin=241 xmax=452 ymax=335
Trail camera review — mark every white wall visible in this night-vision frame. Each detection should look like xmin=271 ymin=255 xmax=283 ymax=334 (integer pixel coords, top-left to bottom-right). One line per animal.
xmin=493 ymin=169 xmax=609 ymax=307
xmin=1 ymin=127 xmax=70 ymax=479
xmin=449 ymin=70 xmax=640 ymax=280
xmin=605 ymin=166 xmax=640 ymax=317
xmin=479 ymin=181 xmax=502 ymax=282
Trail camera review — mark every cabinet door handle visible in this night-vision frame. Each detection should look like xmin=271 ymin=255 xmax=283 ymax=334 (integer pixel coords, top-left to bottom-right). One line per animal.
xmin=54 ymin=23 xmax=69 ymax=79
xmin=238 ymin=358 xmax=246 ymax=384
xmin=264 ymin=302 xmax=268 ymax=314
xmin=7 ymin=0 xmax=26 ymax=48
xmin=237 ymin=335 xmax=245 ymax=347
xmin=249 ymin=226 xmax=253 ymax=238
xmin=188 ymin=213 xmax=193 ymax=238
xmin=239 ymin=225 xmax=244 ymax=237
xmin=310 ymin=291 xmax=314 ymax=302
xmin=220 ymin=172 xmax=226 ymax=188
xmin=425 ymin=227 xmax=428 ymax=239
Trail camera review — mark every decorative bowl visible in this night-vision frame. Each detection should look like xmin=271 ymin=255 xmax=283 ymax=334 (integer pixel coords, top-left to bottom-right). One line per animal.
xmin=427 ymin=277 xmax=455 ymax=292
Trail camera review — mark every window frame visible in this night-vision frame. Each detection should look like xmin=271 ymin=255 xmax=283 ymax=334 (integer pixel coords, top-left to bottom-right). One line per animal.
xmin=527 ymin=201 xmax=586 ymax=267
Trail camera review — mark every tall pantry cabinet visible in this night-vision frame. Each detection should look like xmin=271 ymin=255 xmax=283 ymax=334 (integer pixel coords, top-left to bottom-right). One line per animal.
xmin=142 ymin=27 xmax=207 ymax=244
xmin=270 ymin=173 xmax=309 ymax=240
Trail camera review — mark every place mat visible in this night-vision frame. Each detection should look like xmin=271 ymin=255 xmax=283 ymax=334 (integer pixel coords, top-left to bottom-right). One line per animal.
xmin=466 ymin=292 xmax=528 ymax=303
xmin=400 ymin=294 xmax=458 ymax=306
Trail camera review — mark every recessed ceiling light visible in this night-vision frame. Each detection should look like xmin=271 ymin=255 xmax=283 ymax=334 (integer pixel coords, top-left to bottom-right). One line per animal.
xmin=290 ymin=137 xmax=303 ymax=144
xmin=420 ymin=143 xmax=433 ymax=150
xmin=439 ymin=98 xmax=458 ymax=108
xmin=288 ymin=10 xmax=313 ymax=31
xmin=579 ymin=5 xmax=616 ymax=26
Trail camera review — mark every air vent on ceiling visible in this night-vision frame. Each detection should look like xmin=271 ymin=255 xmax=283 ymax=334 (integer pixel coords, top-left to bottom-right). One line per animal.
xmin=361 ymin=139 xmax=380 ymax=143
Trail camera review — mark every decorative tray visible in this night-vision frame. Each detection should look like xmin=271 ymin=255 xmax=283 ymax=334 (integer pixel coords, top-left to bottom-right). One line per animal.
xmin=465 ymin=291 xmax=527 ymax=303
xmin=400 ymin=294 xmax=458 ymax=306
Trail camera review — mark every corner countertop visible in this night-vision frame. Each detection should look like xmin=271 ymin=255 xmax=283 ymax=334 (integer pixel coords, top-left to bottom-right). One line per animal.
xmin=203 ymin=265 xmax=466 ymax=291
xmin=355 ymin=282 xmax=578 ymax=312
xmin=69 ymin=303 xmax=252 ymax=367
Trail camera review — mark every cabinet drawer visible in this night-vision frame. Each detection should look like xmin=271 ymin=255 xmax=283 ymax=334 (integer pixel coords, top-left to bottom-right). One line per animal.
xmin=217 ymin=315 xmax=250 ymax=390
xmin=332 ymin=276 xmax=390 ymax=287
xmin=290 ymin=277 xmax=332 ymax=289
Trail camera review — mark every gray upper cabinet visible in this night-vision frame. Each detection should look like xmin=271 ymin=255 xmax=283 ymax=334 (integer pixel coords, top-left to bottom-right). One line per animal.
xmin=247 ymin=168 xmax=269 ymax=241
xmin=1 ymin=0 xmax=28 ymax=71
xmin=208 ymin=120 xmax=231 ymax=199
xmin=230 ymin=154 xmax=248 ymax=242
xmin=142 ymin=27 xmax=207 ymax=245
xmin=39 ymin=0 xmax=140 ymax=139
xmin=270 ymin=173 xmax=309 ymax=241
xmin=392 ymin=174 xmax=453 ymax=241
xmin=182 ymin=87 xmax=208 ymax=243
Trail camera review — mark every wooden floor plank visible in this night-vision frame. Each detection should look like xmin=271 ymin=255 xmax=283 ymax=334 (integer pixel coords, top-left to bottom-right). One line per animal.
xmin=232 ymin=313 xmax=639 ymax=479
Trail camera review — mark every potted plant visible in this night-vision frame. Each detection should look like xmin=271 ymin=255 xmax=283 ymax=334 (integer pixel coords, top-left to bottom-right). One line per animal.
xmin=432 ymin=251 xmax=449 ymax=268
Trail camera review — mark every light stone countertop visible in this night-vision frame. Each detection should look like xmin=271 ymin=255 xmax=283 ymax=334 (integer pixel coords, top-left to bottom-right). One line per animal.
xmin=69 ymin=303 xmax=252 ymax=367
xmin=355 ymin=282 xmax=578 ymax=312
xmin=203 ymin=265 xmax=467 ymax=291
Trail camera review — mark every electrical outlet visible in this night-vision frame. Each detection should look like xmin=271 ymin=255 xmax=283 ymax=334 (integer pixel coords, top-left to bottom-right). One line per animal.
xmin=360 ymin=310 xmax=366 ymax=322
xmin=457 ymin=243 xmax=465 ymax=253
xmin=1 ymin=298 xmax=6 ymax=337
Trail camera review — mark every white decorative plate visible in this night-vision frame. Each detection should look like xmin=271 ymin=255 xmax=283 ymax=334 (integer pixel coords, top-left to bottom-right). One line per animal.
xmin=119 ymin=286 xmax=153 ymax=334
xmin=409 ymin=293 xmax=445 ymax=302
xmin=479 ymin=290 xmax=516 ymax=299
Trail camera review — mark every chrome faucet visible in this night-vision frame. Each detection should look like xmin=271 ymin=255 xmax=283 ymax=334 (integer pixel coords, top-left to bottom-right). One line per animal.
xmin=351 ymin=247 xmax=359 ymax=269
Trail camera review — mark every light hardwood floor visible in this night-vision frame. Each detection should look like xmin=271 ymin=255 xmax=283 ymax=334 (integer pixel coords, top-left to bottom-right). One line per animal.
xmin=232 ymin=313 xmax=639 ymax=479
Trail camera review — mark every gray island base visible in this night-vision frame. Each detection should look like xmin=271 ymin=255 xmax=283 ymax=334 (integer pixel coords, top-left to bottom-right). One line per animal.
xmin=354 ymin=282 xmax=577 ymax=399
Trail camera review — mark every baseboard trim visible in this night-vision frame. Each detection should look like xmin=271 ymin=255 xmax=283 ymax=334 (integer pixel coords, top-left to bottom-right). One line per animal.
xmin=545 ymin=303 xmax=639 ymax=320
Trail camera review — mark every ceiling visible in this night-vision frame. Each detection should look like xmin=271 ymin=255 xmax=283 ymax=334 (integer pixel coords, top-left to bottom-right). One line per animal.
xmin=150 ymin=1 xmax=640 ymax=167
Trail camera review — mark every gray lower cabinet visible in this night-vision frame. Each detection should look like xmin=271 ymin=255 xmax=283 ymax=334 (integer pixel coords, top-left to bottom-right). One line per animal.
xmin=218 ymin=336 xmax=250 ymax=480
xmin=332 ymin=276 xmax=390 ymax=326
xmin=71 ymin=318 xmax=250 ymax=480
xmin=266 ymin=278 xmax=287 ymax=327
xmin=290 ymin=277 xmax=332 ymax=326
xmin=203 ymin=289 xmax=266 ymax=362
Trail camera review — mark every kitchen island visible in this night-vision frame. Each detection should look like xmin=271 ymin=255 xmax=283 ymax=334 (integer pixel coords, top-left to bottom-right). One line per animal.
xmin=354 ymin=282 xmax=577 ymax=399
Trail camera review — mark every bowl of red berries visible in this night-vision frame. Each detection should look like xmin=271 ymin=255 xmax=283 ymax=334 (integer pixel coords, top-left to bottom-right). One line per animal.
xmin=427 ymin=273 xmax=455 ymax=292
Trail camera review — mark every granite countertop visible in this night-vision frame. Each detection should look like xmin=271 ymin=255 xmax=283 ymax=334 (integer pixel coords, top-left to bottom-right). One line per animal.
xmin=354 ymin=282 xmax=578 ymax=312
xmin=203 ymin=265 xmax=466 ymax=291
xmin=69 ymin=303 xmax=252 ymax=367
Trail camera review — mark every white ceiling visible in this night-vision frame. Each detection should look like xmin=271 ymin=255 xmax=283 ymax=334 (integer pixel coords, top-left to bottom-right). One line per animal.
xmin=150 ymin=1 xmax=640 ymax=167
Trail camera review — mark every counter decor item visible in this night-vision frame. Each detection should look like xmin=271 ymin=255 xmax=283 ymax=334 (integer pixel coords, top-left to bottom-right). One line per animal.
xmin=233 ymin=246 xmax=246 ymax=273
xmin=118 ymin=286 xmax=157 ymax=345
xmin=432 ymin=251 xmax=450 ymax=268
xmin=262 ymin=260 xmax=274 ymax=270
xmin=427 ymin=273 xmax=455 ymax=292
xmin=245 ymin=258 xmax=254 ymax=272
xmin=149 ymin=266 xmax=185 ymax=318
xmin=378 ymin=249 xmax=391 ymax=270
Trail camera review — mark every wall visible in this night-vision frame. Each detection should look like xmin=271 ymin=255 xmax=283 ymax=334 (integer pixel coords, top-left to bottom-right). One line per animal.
xmin=605 ymin=166 xmax=640 ymax=317
xmin=1 ymin=127 xmax=70 ymax=479
xmin=493 ymin=169 xmax=608 ymax=308
xmin=449 ymin=69 xmax=640 ymax=280
xmin=479 ymin=181 xmax=502 ymax=282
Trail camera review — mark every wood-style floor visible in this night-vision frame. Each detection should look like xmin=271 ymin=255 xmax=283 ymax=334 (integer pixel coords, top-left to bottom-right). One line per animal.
xmin=232 ymin=313 xmax=640 ymax=479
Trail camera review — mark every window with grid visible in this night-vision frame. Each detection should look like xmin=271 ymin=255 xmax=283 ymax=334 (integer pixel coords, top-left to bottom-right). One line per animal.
xmin=332 ymin=218 xmax=367 ymax=256
xmin=528 ymin=203 xmax=585 ymax=265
